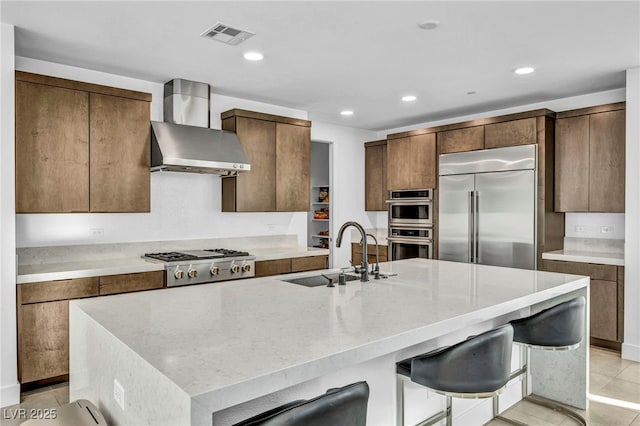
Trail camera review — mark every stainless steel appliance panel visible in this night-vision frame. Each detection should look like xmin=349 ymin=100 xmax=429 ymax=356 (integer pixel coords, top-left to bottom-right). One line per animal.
xmin=439 ymin=144 xmax=536 ymax=176
xmin=475 ymin=169 xmax=536 ymax=269
xmin=438 ymin=174 xmax=475 ymax=263
xmin=388 ymin=201 xmax=432 ymax=227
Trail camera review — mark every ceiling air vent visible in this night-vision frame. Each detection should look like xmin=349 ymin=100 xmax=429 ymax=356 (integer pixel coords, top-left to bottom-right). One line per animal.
xmin=201 ymin=22 xmax=255 ymax=46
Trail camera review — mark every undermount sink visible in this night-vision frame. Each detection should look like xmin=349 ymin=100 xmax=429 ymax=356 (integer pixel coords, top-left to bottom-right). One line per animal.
xmin=282 ymin=273 xmax=360 ymax=287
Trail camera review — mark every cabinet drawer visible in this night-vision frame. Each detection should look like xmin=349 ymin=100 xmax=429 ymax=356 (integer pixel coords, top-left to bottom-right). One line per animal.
xmin=19 ymin=277 xmax=99 ymax=304
xmin=541 ymin=259 xmax=617 ymax=281
xmin=255 ymin=259 xmax=292 ymax=277
xmin=99 ymin=271 xmax=165 ymax=296
xmin=484 ymin=118 xmax=537 ymax=149
xmin=291 ymin=256 xmax=328 ymax=273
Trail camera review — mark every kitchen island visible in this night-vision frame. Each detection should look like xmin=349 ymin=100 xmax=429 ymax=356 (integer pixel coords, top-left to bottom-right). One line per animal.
xmin=69 ymin=259 xmax=589 ymax=426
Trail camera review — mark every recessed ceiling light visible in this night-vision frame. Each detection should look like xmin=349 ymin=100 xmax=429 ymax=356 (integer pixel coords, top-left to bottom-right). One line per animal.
xmin=402 ymin=95 xmax=417 ymax=102
xmin=244 ymin=52 xmax=264 ymax=61
xmin=340 ymin=110 xmax=354 ymax=116
xmin=418 ymin=20 xmax=439 ymax=30
xmin=514 ymin=67 xmax=535 ymax=75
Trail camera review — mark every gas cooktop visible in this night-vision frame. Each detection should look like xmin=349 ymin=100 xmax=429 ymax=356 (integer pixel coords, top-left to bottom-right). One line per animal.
xmin=144 ymin=248 xmax=252 ymax=263
xmin=142 ymin=248 xmax=256 ymax=286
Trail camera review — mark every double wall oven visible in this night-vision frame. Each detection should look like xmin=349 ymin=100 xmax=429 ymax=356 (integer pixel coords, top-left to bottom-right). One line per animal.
xmin=387 ymin=189 xmax=433 ymax=261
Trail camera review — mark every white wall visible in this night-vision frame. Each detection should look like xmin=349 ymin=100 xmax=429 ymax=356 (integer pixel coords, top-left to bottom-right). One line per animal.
xmin=623 ymin=67 xmax=640 ymax=362
xmin=310 ymin=122 xmax=378 ymax=267
xmin=0 ymin=23 xmax=18 ymax=408
xmin=14 ymin=57 xmax=311 ymax=248
xmin=565 ymin=213 xmax=625 ymax=240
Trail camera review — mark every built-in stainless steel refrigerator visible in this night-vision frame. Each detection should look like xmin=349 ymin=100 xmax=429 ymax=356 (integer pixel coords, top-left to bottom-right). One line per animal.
xmin=438 ymin=144 xmax=537 ymax=269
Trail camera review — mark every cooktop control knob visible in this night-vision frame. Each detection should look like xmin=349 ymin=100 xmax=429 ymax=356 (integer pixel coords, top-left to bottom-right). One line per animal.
xmin=187 ymin=266 xmax=198 ymax=278
xmin=230 ymin=263 xmax=240 ymax=274
xmin=241 ymin=262 xmax=251 ymax=272
xmin=174 ymin=267 xmax=185 ymax=280
xmin=210 ymin=265 xmax=220 ymax=276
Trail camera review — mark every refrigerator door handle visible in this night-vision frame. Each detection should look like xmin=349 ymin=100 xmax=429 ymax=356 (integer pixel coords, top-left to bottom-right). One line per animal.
xmin=474 ymin=190 xmax=480 ymax=263
xmin=468 ymin=191 xmax=474 ymax=263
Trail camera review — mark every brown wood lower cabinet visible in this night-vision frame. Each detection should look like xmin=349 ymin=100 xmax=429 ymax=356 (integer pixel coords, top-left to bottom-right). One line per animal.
xmin=255 ymin=255 xmax=329 ymax=278
xmin=99 ymin=270 xmax=164 ymax=295
xmin=17 ymin=271 xmax=166 ymax=385
xmin=17 ymin=277 xmax=99 ymax=384
xmin=352 ymin=243 xmax=388 ymax=265
xmin=540 ymin=259 xmax=624 ymax=350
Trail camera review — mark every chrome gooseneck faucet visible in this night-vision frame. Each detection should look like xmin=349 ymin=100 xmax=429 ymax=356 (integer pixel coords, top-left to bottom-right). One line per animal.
xmin=336 ymin=221 xmax=369 ymax=282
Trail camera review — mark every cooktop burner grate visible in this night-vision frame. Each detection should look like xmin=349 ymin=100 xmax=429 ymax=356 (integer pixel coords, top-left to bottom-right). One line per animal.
xmin=144 ymin=252 xmax=199 ymax=262
xmin=204 ymin=248 xmax=251 ymax=257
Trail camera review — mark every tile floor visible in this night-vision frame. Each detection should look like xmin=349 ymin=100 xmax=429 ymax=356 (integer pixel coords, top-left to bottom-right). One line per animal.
xmin=0 ymin=347 xmax=639 ymax=425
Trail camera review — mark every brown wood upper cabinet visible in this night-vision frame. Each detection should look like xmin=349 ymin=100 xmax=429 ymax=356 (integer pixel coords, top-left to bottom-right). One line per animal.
xmin=438 ymin=126 xmax=484 ymax=154
xmin=555 ymin=103 xmax=625 ymax=213
xmin=484 ymin=117 xmax=537 ymax=149
xmin=15 ymin=71 xmax=152 ymax=213
xmin=387 ymin=133 xmax=436 ymax=190
xmin=364 ymin=140 xmax=387 ymax=211
xmin=221 ymin=109 xmax=311 ymax=212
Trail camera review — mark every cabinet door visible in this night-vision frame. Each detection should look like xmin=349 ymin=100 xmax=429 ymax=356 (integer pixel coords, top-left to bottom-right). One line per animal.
xmin=234 ymin=117 xmax=277 ymax=211
xmin=589 ymin=110 xmax=625 ymax=212
xmin=438 ymin=126 xmax=484 ymax=154
xmin=89 ymin=93 xmax=151 ymax=212
xmin=365 ymin=143 xmax=387 ymax=211
xmin=387 ymin=136 xmax=412 ymax=190
xmin=19 ymin=300 xmax=69 ymax=383
xmin=15 ymin=81 xmax=89 ymax=213
xmin=590 ymin=279 xmax=618 ymax=341
xmin=484 ymin=118 xmax=536 ymax=149
xmin=410 ymin=133 xmax=437 ymax=189
xmin=276 ymin=123 xmax=310 ymax=211
xmin=555 ymin=116 xmax=589 ymax=212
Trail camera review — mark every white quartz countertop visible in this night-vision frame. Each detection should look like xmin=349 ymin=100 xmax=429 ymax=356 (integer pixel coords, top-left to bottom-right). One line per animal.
xmin=17 ymin=247 xmax=329 ymax=284
xmin=16 ymin=258 xmax=164 ymax=284
xmin=71 ymin=258 xmax=588 ymax=415
xmin=542 ymin=249 xmax=624 ymax=266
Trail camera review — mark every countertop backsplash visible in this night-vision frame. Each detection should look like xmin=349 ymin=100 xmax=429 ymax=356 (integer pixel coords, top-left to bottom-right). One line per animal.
xmin=563 ymin=237 xmax=624 ymax=255
xmin=16 ymin=234 xmax=300 ymax=265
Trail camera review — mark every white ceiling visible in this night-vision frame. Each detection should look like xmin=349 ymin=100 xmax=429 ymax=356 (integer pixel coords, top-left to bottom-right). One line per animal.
xmin=2 ymin=1 xmax=639 ymax=131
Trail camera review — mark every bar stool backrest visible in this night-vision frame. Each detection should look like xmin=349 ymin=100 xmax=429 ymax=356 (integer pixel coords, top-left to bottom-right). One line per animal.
xmin=233 ymin=381 xmax=370 ymax=426
xmin=510 ymin=297 xmax=586 ymax=348
xmin=409 ymin=324 xmax=514 ymax=394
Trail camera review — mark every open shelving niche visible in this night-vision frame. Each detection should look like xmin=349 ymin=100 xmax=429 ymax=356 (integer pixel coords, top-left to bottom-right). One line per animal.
xmin=309 ymin=185 xmax=330 ymax=249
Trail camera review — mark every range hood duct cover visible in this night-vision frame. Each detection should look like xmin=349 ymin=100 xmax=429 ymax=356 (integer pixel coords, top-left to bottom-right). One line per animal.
xmin=151 ymin=78 xmax=250 ymax=175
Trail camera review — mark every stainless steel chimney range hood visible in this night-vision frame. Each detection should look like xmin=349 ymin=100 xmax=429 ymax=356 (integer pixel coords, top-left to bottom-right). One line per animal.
xmin=150 ymin=79 xmax=250 ymax=175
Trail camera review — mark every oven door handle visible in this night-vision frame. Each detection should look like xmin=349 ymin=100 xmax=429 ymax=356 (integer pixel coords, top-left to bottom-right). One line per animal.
xmin=386 ymin=199 xmax=432 ymax=205
xmin=387 ymin=237 xmax=432 ymax=245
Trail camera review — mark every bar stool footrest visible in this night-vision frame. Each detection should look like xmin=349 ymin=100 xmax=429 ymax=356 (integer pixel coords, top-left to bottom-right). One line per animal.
xmin=524 ymin=395 xmax=586 ymax=426
xmin=490 ymin=415 xmax=528 ymax=426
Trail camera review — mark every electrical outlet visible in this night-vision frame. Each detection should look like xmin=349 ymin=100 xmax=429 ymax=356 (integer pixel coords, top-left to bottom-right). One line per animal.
xmin=601 ymin=226 xmax=614 ymax=234
xmin=113 ymin=379 xmax=125 ymax=410
xmin=91 ymin=228 xmax=104 ymax=237
xmin=574 ymin=225 xmax=586 ymax=233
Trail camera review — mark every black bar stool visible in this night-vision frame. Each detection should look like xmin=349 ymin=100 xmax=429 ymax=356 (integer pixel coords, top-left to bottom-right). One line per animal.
xmin=232 ymin=381 xmax=369 ymax=426
xmin=494 ymin=297 xmax=587 ymax=425
xmin=396 ymin=324 xmax=514 ymax=426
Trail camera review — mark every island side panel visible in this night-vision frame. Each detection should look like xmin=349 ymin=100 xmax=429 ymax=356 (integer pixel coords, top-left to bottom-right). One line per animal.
xmin=69 ymin=302 xmax=192 ymax=425
xmin=529 ymin=285 xmax=589 ymax=409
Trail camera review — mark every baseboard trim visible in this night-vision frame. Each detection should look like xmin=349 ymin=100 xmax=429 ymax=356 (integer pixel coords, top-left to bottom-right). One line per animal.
xmin=0 ymin=382 xmax=20 ymax=408
xmin=622 ymin=342 xmax=640 ymax=362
